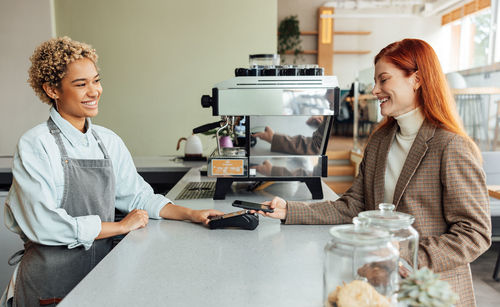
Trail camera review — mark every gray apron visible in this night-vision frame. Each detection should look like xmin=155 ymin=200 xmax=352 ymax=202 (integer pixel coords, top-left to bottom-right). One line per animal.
xmin=13 ymin=118 xmax=115 ymax=307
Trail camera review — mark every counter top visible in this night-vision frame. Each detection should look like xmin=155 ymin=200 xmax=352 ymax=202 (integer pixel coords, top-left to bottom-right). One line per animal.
xmin=0 ymin=157 xmax=12 ymax=173
xmin=0 ymin=156 xmax=202 ymax=173
xmin=0 ymin=156 xmax=202 ymax=190
xmin=488 ymin=185 xmax=500 ymax=200
xmin=59 ymin=166 xmax=339 ymax=306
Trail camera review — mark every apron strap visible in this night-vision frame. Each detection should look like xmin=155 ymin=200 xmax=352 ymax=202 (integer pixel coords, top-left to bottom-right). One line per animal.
xmin=47 ymin=118 xmax=69 ymax=159
xmin=91 ymin=130 xmax=111 ymax=159
xmin=47 ymin=117 xmax=110 ymax=159
xmin=8 ymin=249 xmax=25 ymax=266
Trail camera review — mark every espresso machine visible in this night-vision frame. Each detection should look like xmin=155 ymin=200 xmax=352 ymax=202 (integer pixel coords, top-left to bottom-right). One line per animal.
xmin=198 ymin=55 xmax=340 ymax=200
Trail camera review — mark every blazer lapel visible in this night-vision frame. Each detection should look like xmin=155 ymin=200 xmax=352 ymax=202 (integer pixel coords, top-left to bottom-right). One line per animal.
xmin=373 ymin=122 xmax=398 ymax=207
xmin=393 ymin=120 xmax=436 ymax=208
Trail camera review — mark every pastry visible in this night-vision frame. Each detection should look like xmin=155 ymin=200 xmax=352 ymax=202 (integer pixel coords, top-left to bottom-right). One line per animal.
xmin=327 ymin=280 xmax=391 ymax=307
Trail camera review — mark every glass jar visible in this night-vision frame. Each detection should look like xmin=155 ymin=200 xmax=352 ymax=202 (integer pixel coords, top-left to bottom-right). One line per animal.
xmin=248 ymin=54 xmax=280 ymax=67
xmin=359 ymin=203 xmax=419 ymax=271
xmin=324 ymin=217 xmax=399 ymax=306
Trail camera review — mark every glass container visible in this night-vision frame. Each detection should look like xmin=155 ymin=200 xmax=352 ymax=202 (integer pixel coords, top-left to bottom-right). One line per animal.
xmin=359 ymin=203 xmax=419 ymax=271
xmin=324 ymin=217 xmax=399 ymax=306
xmin=249 ymin=54 xmax=280 ymax=67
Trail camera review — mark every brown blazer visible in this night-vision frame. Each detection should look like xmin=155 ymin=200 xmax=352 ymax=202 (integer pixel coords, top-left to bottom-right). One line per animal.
xmin=270 ymin=118 xmax=327 ymax=155
xmin=285 ymin=120 xmax=491 ymax=307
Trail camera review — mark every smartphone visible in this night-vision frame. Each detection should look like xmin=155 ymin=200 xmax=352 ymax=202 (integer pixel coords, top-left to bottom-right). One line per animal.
xmin=232 ymin=200 xmax=274 ymax=213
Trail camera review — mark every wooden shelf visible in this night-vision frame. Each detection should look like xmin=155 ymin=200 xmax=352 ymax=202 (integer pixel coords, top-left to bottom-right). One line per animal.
xmin=346 ymin=94 xmax=377 ymax=102
xmin=285 ymin=50 xmax=318 ymax=55
xmin=278 ymin=8 xmax=373 ymax=73
xmin=300 ymin=31 xmax=318 ymax=35
xmin=296 ymin=31 xmax=371 ymax=36
xmin=334 ymin=50 xmax=371 ymax=55
xmin=488 ymin=185 xmax=500 ymax=199
xmin=284 ymin=50 xmax=370 ymax=55
xmin=451 ymin=87 xmax=500 ymax=95
xmin=334 ymin=31 xmax=371 ymax=35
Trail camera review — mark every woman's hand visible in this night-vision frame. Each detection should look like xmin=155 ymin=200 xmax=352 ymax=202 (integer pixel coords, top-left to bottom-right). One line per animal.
xmin=306 ymin=115 xmax=324 ymax=126
xmin=119 ymin=209 xmax=149 ymax=233
xmin=252 ymin=160 xmax=273 ymax=176
xmin=190 ymin=209 xmax=225 ymax=225
xmin=254 ymin=196 xmax=287 ymax=220
xmin=252 ymin=126 xmax=274 ymax=143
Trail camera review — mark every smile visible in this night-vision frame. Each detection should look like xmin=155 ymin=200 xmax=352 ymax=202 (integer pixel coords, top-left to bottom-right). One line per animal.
xmin=378 ymin=97 xmax=389 ymax=104
xmin=82 ymin=101 xmax=97 ymax=106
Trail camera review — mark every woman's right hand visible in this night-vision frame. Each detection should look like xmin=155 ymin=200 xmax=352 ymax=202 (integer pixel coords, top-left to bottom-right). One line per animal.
xmin=255 ymin=196 xmax=287 ymax=220
xmin=252 ymin=126 xmax=274 ymax=143
xmin=119 ymin=209 xmax=149 ymax=233
xmin=252 ymin=160 xmax=273 ymax=176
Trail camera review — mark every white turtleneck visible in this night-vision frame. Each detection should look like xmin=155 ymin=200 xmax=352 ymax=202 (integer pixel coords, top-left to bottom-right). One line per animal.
xmin=384 ymin=108 xmax=425 ymax=204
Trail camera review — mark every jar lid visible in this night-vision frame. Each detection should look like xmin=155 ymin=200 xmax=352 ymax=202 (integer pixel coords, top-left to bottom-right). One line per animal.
xmin=249 ymin=54 xmax=279 ymax=59
xmin=329 ymin=217 xmax=393 ymax=246
xmin=358 ymin=203 xmax=415 ymax=229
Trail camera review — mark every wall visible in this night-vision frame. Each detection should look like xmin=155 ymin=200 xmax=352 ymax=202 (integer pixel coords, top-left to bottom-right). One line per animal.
xmin=278 ymin=0 xmax=442 ymax=89
xmin=0 ymin=0 xmax=54 ymax=156
xmin=54 ymin=0 xmax=277 ymax=156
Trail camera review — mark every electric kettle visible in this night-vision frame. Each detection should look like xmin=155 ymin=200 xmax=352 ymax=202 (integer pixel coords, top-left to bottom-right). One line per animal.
xmin=177 ymin=134 xmax=203 ymax=158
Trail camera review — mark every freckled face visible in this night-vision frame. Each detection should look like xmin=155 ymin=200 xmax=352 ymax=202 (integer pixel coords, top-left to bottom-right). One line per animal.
xmin=54 ymin=58 xmax=102 ymax=130
xmin=371 ymin=58 xmax=418 ymax=117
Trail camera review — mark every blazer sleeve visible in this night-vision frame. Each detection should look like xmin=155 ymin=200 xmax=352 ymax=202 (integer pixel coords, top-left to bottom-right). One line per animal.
xmin=270 ymin=120 xmax=326 ymax=155
xmin=284 ymin=151 xmax=367 ymax=224
xmin=417 ymin=135 xmax=491 ymax=272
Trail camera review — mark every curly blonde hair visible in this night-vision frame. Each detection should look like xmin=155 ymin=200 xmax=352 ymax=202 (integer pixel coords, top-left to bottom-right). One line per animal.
xmin=28 ymin=36 xmax=98 ymax=105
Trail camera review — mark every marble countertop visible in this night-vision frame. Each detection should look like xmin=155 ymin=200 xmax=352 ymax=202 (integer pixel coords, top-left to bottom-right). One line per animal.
xmin=59 ymin=166 xmax=339 ymax=306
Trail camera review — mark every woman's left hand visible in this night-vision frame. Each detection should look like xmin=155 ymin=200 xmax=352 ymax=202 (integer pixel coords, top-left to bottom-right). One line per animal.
xmin=252 ymin=160 xmax=273 ymax=176
xmin=190 ymin=209 xmax=225 ymax=225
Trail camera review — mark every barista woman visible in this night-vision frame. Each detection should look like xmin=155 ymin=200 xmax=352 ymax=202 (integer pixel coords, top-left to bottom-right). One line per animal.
xmin=1 ymin=37 xmax=223 ymax=306
xmin=257 ymin=39 xmax=491 ymax=307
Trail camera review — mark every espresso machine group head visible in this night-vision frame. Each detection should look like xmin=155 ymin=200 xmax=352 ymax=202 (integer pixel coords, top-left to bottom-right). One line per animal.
xmin=200 ymin=62 xmax=340 ymax=200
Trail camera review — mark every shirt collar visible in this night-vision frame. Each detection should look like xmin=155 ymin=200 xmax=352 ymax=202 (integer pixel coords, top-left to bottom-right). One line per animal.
xmin=394 ymin=107 xmax=425 ymax=137
xmin=49 ymin=107 xmax=93 ymax=146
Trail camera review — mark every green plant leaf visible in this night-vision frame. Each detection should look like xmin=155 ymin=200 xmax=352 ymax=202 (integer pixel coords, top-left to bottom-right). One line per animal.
xmin=277 ymin=15 xmax=303 ymax=64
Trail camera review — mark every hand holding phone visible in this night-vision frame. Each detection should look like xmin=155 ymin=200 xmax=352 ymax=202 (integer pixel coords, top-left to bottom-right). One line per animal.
xmin=232 ymin=200 xmax=274 ymax=213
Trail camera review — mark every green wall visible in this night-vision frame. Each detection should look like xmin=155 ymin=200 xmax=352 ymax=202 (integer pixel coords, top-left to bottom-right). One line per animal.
xmin=54 ymin=0 xmax=277 ymax=156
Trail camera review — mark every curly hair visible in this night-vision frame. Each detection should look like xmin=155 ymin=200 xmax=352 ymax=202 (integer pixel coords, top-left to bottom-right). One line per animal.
xmin=28 ymin=36 xmax=98 ymax=105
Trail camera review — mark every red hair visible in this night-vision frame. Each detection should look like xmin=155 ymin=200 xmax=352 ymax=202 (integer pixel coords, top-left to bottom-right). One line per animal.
xmin=372 ymin=39 xmax=479 ymax=155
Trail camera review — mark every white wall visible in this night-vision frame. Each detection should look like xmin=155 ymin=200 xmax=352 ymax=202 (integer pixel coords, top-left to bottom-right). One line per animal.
xmin=278 ymin=0 xmax=443 ymax=89
xmin=0 ymin=0 xmax=54 ymax=156
xmin=332 ymin=12 xmax=442 ymax=89
xmin=54 ymin=0 xmax=277 ymax=156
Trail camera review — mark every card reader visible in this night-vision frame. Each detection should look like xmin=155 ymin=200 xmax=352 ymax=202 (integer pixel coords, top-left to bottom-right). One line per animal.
xmin=208 ymin=210 xmax=259 ymax=230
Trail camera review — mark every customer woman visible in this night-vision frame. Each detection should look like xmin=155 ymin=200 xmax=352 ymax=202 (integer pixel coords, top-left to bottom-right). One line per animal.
xmin=1 ymin=37 xmax=223 ymax=307
xmin=257 ymin=39 xmax=491 ymax=307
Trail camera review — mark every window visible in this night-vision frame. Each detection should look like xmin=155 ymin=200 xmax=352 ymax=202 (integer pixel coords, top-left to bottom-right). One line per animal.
xmin=442 ymin=7 xmax=492 ymax=72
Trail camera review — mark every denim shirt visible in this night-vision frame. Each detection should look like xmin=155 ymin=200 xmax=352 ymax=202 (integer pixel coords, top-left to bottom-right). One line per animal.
xmin=4 ymin=108 xmax=170 ymax=250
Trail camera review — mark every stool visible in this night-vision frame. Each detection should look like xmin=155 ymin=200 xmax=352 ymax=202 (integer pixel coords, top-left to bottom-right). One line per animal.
xmin=455 ymin=94 xmax=489 ymax=149
xmin=493 ymin=100 xmax=500 ymax=150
